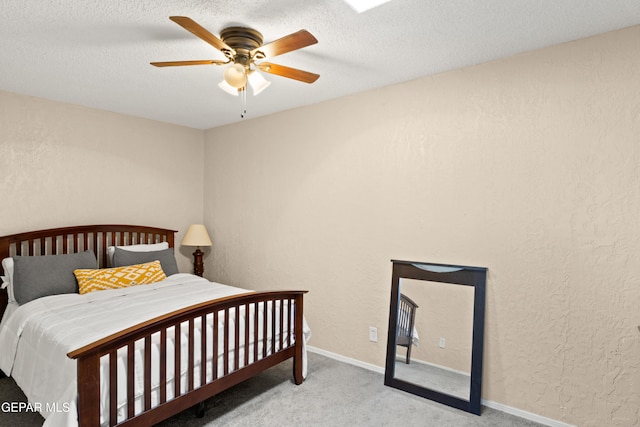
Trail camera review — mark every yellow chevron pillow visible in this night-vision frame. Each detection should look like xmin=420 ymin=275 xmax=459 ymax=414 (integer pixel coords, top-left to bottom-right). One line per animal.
xmin=74 ymin=260 xmax=167 ymax=294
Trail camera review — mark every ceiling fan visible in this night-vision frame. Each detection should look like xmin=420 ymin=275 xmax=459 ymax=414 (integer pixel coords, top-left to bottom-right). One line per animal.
xmin=151 ymin=16 xmax=319 ymax=96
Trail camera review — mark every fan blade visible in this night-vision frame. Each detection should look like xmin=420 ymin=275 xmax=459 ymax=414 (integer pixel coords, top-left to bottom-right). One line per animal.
xmin=150 ymin=60 xmax=227 ymax=67
xmin=169 ymin=16 xmax=234 ymax=55
xmin=257 ymin=62 xmax=319 ymax=84
xmin=252 ymin=30 xmax=317 ymax=58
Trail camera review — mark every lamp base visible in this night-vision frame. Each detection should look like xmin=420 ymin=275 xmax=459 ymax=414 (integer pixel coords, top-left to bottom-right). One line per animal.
xmin=192 ymin=247 xmax=204 ymax=277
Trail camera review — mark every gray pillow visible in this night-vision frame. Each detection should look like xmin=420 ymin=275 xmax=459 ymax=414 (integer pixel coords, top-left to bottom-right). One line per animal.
xmin=12 ymin=250 xmax=98 ymax=305
xmin=112 ymin=247 xmax=179 ymax=276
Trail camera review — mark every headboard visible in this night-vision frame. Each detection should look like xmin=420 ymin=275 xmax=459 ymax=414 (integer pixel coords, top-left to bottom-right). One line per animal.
xmin=0 ymin=225 xmax=177 ymax=319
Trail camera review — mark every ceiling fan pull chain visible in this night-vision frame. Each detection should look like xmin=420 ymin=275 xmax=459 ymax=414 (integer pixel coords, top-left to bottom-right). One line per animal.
xmin=240 ymin=86 xmax=247 ymax=118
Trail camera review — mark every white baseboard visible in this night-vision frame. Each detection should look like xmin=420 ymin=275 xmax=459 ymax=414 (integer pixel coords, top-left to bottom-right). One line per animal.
xmin=409 ymin=356 xmax=471 ymax=378
xmin=480 ymin=400 xmax=575 ymax=427
xmin=306 ymin=346 xmax=575 ymax=427
xmin=307 ymin=345 xmax=385 ymax=374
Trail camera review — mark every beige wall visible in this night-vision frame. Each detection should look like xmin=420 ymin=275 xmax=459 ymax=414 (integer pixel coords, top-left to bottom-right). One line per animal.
xmin=204 ymin=26 xmax=640 ymax=427
xmin=0 ymin=90 xmax=205 ymax=271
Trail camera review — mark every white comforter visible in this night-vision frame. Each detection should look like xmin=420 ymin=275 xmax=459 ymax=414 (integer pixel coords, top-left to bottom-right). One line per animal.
xmin=0 ymin=274 xmax=309 ymax=426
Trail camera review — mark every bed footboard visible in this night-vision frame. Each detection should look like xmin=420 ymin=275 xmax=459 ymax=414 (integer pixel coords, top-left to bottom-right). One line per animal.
xmin=68 ymin=290 xmax=307 ymax=427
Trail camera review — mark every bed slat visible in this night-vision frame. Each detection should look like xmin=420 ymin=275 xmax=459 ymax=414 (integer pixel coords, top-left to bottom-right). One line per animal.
xmin=160 ymin=329 xmax=167 ymax=405
xmin=289 ymin=300 xmax=295 ymax=345
xmin=253 ymin=303 xmax=259 ymax=363
xmin=200 ymin=314 xmax=207 ymax=387
xmin=223 ymin=308 xmax=229 ymax=376
xmin=279 ymin=300 xmax=284 ymax=351
xmin=262 ymin=301 xmax=268 ymax=359
xmin=188 ymin=319 xmax=195 ymax=392
xmin=271 ymin=300 xmax=277 ymax=355
xmin=174 ymin=323 xmax=181 ymax=398
xmin=144 ymin=336 xmax=152 ymax=411
xmin=127 ymin=342 xmax=135 ymax=419
xmin=244 ymin=303 xmax=250 ymax=367
xmin=109 ymin=351 xmax=118 ymax=426
xmin=234 ymin=307 xmax=240 ymax=371
xmin=212 ymin=311 xmax=218 ymax=381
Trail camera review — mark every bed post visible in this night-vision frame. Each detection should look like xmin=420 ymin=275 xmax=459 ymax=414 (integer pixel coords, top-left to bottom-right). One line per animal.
xmin=293 ymin=293 xmax=305 ymax=385
xmin=76 ymin=352 xmax=101 ymax=426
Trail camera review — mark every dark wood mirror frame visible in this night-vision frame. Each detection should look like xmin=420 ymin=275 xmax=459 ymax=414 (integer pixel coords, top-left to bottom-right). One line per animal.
xmin=384 ymin=259 xmax=487 ymax=415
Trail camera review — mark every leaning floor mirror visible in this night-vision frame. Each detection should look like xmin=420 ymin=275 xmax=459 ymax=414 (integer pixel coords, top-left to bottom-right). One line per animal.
xmin=384 ymin=259 xmax=487 ymax=415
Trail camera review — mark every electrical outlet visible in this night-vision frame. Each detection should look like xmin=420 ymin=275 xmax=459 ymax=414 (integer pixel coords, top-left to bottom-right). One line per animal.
xmin=439 ymin=337 xmax=446 ymax=348
xmin=369 ymin=326 xmax=378 ymax=342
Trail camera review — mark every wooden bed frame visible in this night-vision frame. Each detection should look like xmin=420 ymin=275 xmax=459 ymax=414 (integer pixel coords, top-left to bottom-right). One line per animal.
xmin=0 ymin=224 xmax=307 ymax=426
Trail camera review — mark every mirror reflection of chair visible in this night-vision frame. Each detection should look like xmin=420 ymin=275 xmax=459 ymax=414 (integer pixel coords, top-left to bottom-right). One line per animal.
xmin=397 ymin=293 xmax=419 ymax=364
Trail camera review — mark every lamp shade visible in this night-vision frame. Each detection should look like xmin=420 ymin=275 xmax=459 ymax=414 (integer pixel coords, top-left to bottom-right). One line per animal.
xmin=248 ymin=70 xmax=271 ymax=95
xmin=218 ymin=79 xmax=240 ymax=96
xmin=223 ymin=63 xmax=247 ymax=89
xmin=181 ymin=224 xmax=212 ymax=247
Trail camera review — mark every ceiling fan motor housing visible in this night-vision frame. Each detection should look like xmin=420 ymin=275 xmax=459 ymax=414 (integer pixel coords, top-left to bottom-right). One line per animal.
xmin=220 ymin=27 xmax=264 ymax=65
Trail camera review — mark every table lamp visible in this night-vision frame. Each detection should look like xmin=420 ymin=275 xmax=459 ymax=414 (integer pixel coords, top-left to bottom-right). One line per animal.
xmin=181 ymin=224 xmax=212 ymax=277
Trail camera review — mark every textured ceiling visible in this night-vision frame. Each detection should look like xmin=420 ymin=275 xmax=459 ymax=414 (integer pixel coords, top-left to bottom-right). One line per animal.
xmin=2 ymin=1 xmax=640 ymax=130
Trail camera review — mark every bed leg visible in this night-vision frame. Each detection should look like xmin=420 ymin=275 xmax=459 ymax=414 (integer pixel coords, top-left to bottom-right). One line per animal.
xmin=195 ymin=401 xmax=206 ymax=418
xmin=293 ymin=294 xmax=305 ymax=385
xmin=293 ymin=354 xmax=304 ymax=385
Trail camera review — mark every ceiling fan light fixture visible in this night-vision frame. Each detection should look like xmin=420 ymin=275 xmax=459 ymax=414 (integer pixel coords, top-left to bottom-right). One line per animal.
xmin=248 ymin=70 xmax=271 ymax=96
xmin=218 ymin=80 xmax=240 ymax=96
xmin=223 ymin=63 xmax=247 ymax=88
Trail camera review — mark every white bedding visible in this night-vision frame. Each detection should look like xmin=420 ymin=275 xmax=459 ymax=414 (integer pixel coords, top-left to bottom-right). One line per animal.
xmin=0 ymin=273 xmax=310 ymax=426
xmin=0 ymin=300 xmax=18 ymax=332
